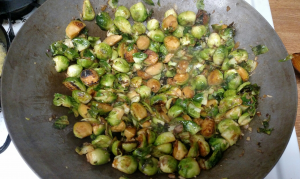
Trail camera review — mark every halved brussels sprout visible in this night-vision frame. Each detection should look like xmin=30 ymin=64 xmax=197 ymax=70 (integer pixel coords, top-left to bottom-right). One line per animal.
xmin=115 ymin=73 xmax=130 ymax=90
xmin=94 ymin=90 xmax=117 ymax=103
xmin=130 ymin=2 xmax=148 ymax=22
xmin=217 ymin=119 xmax=241 ymax=145
xmin=229 ymin=49 xmax=249 ymax=64
xmin=164 ymin=35 xmax=180 ymax=52
xmin=78 ymin=103 xmax=91 ymax=118
xmin=114 ymin=16 xmax=132 ymax=34
xmin=100 ymin=74 xmax=116 ymax=88
xmin=173 ymin=140 xmax=188 ymax=160
xmin=178 ymin=158 xmax=201 ymax=178
xmin=147 ymin=19 xmax=160 ymax=31
xmin=191 ymin=135 xmax=210 ymax=157
xmin=50 ymin=41 xmax=68 ymax=56
xmin=53 ymin=56 xmax=69 ymax=72
xmin=192 ymin=75 xmax=207 ymax=90
xmin=147 ymin=29 xmax=165 ymax=42
xmin=168 ymin=105 xmax=184 ymax=119
xmin=143 ymin=49 xmax=159 ymax=66
xmin=135 ymin=85 xmax=151 ymax=98
xmin=181 ymin=120 xmax=201 ymax=135
xmin=159 ymin=155 xmax=178 ymax=173
xmin=207 ymin=33 xmax=221 ymax=48
xmin=72 ymin=37 xmax=91 ymax=51
xmin=180 ymin=33 xmax=196 ymax=46
xmin=94 ymin=42 xmax=112 ymax=60
xmin=173 ymin=25 xmax=184 ymax=38
xmin=218 ymin=95 xmax=243 ymax=114
xmin=225 ymin=106 xmax=242 ymax=120
xmin=200 ymin=118 xmax=216 ymax=138
xmin=198 ymin=149 xmax=222 ymax=170
xmin=66 ymin=20 xmax=86 ymax=39
xmin=182 ymin=86 xmax=195 ymax=98
xmin=132 ymin=22 xmax=146 ymax=35
xmin=165 ymin=8 xmax=178 ymax=18
xmin=122 ymin=142 xmax=138 ymax=152
xmin=92 ymin=135 xmax=112 ymax=148
xmin=75 ymin=143 xmax=94 ymax=155
xmin=162 ymin=15 xmax=178 ymax=32
xmin=77 ymin=58 xmax=93 ymax=68
xmin=67 ymin=64 xmax=83 ymax=77
xmin=115 ymin=6 xmax=131 ymax=19
xmin=63 ymin=77 xmax=86 ymax=91
xmin=111 ymin=140 xmax=122 ymax=156
xmin=131 ymin=102 xmax=148 ymax=121
xmin=130 ymin=76 xmax=143 ymax=88
xmin=111 ymin=121 xmax=126 ymax=132
xmin=209 ymin=138 xmax=229 ymax=152
xmin=238 ymin=112 xmax=252 ymax=126
xmin=146 ymin=79 xmax=161 ymax=93
xmin=186 ymin=140 xmax=199 ymax=158
xmin=64 ymin=48 xmax=79 ymax=60
xmin=236 ymin=66 xmax=249 ymax=82
xmin=213 ymin=45 xmax=228 ymax=65
xmin=199 ymin=48 xmax=215 ymax=60
xmin=112 ymin=58 xmax=130 ymax=73
xmin=86 ymin=148 xmax=110 ymax=165
xmin=177 ymin=11 xmax=196 ymax=26
xmin=207 ymin=69 xmax=223 ymax=86
xmin=124 ymin=126 xmax=137 ymax=140
xmin=53 ymin=115 xmax=69 ymax=129
xmin=191 ymin=25 xmax=207 ymax=39
xmin=96 ymin=12 xmax=114 ymax=31
xmin=112 ymin=155 xmax=138 ymax=174
xmin=154 ymin=132 xmax=176 ymax=146
xmin=82 ymin=0 xmax=95 ymax=21
xmin=103 ymin=35 xmax=123 ymax=46
xmin=145 ymin=62 xmax=164 ymax=76
xmin=73 ymin=122 xmax=93 ymax=139
xmin=148 ymin=40 xmax=161 ymax=53
xmin=72 ymin=90 xmax=92 ymax=104
xmin=139 ymin=158 xmax=159 ymax=176
xmin=106 ymin=106 xmax=124 ymax=126
xmin=80 ymin=69 xmax=99 ymax=87
xmin=136 ymin=36 xmax=150 ymax=50
xmin=174 ymin=73 xmax=189 ymax=85
xmin=224 ymin=69 xmax=242 ymax=90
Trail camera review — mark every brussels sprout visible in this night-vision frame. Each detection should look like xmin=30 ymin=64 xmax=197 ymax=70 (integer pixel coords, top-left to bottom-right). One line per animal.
xmin=122 ymin=142 xmax=138 ymax=152
xmin=207 ymin=69 xmax=223 ymax=86
xmin=147 ymin=19 xmax=160 ymax=31
xmin=199 ymin=149 xmax=222 ymax=170
xmin=111 ymin=121 xmax=126 ymax=132
xmin=168 ymin=105 xmax=184 ymax=119
xmin=165 ymin=86 xmax=182 ymax=98
xmin=92 ymin=135 xmax=112 ymax=148
xmin=99 ymin=74 xmax=115 ymax=88
xmin=173 ymin=25 xmax=184 ymax=38
xmin=129 ymin=77 xmax=142 ymax=88
xmin=80 ymin=69 xmax=100 ymax=87
xmin=64 ymin=48 xmax=79 ymax=61
xmin=145 ymin=79 xmax=160 ymax=93
xmin=158 ymin=45 xmax=168 ymax=56
xmin=148 ymin=41 xmax=160 ymax=53
xmin=72 ymin=90 xmax=92 ymax=104
xmin=72 ymin=37 xmax=90 ymax=51
xmin=178 ymin=158 xmax=201 ymax=178
xmin=218 ymin=118 xmax=239 ymax=133
xmin=92 ymin=68 xmax=105 ymax=78
xmin=145 ymin=62 xmax=164 ymax=76
xmin=198 ymin=48 xmax=215 ymax=60
xmin=82 ymin=0 xmax=95 ymax=21
xmin=236 ymin=66 xmax=249 ymax=82
xmin=114 ymin=16 xmax=132 ymax=34
xmin=193 ymin=91 xmax=208 ymax=106
xmin=111 ymin=140 xmax=122 ymax=156
xmin=111 ymin=58 xmax=130 ymax=73
xmin=180 ymin=120 xmax=201 ymax=135
xmin=162 ymin=15 xmax=178 ymax=32
xmin=135 ymin=85 xmax=151 ymax=99
xmin=106 ymin=106 xmax=124 ymax=126
xmin=225 ymin=106 xmax=242 ymax=120
xmin=87 ymin=36 xmax=101 ymax=47
xmin=159 ymin=155 xmax=178 ymax=173
xmin=192 ymin=75 xmax=207 ymax=90
xmin=131 ymin=102 xmax=147 ymax=121
xmin=63 ymin=77 xmax=86 ymax=91
xmin=147 ymin=129 xmax=157 ymax=143
xmin=86 ymin=148 xmax=110 ymax=165
xmin=124 ymin=126 xmax=137 ymax=140
xmin=173 ymin=140 xmax=188 ymax=160
xmin=220 ymin=28 xmax=235 ymax=41
xmin=94 ymin=43 xmax=112 ymax=60
xmin=93 ymin=123 xmax=106 ymax=135
xmin=131 ymin=52 xmax=147 ymax=64
xmin=65 ymin=20 xmax=86 ymax=39
xmin=218 ymin=95 xmax=243 ymax=114
xmin=76 ymin=143 xmax=94 ymax=155
xmin=229 ymin=49 xmax=249 ymax=63
xmin=77 ymin=103 xmax=91 ymax=118
xmin=223 ymin=89 xmax=236 ymax=98
xmin=213 ymin=45 xmax=228 ymax=65
xmin=77 ymin=58 xmax=93 ymax=68
xmin=186 ymin=140 xmax=199 ymax=158
xmin=240 ymin=59 xmax=258 ymax=73
xmin=149 ymin=94 xmax=166 ymax=106
xmin=178 ymin=11 xmax=196 ymax=26
xmin=115 ymin=6 xmax=131 ymax=19
xmin=130 ymin=2 xmax=148 ymax=22
xmin=53 ymin=115 xmax=69 ymax=129
xmin=152 ymin=143 xmax=171 ymax=158
xmin=142 ymin=49 xmax=158 ymax=66
xmin=252 ymin=45 xmax=269 ymax=56
xmin=112 ymin=155 xmax=138 ymax=174
xmin=94 ymin=90 xmax=117 ymax=103
xmin=182 ymin=86 xmax=195 ymax=98
xmin=200 ymin=118 xmax=216 ymax=138
xmin=209 ymin=138 xmax=229 ymax=152
xmin=191 ymin=25 xmax=207 ymax=39
xmin=207 ymin=33 xmax=221 ymax=48
xmin=180 ymin=33 xmax=196 ymax=46
xmin=224 ymin=69 xmax=242 ymax=90
xmin=132 ymin=22 xmax=146 ymax=35
xmin=238 ymin=112 xmax=252 ymax=126
xmin=164 ymin=35 xmax=180 ymax=52
xmin=96 ymin=12 xmax=114 ymax=31
xmin=191 ymin=135 xmax=210 ymax=157
xmin=154 ymin=132 xmax=176 ymax=146
xmin=139 ymin=158 xmax=158 ymax=176
xmin=50 ymin=41 xmax=67 ymax=56
xmin=115 ymin=73 xmax=130 ymax=90
xmin=217 ymin=119 xmax=241 ymax=145
xmin=73 ymin=122 xmax=92 ymax=139
xmin=186 ymin=102 xmax=201 ymax=118
xmin=165 ymin=8 xmax=177 ymax=18
xmin=52 ymin=56 xmax=69 ymax=72
xmin=127 ymin=90 xmax=140 ymax=103
xmin=176 ymin=131 xmax=190 ymax=144
xmin=173 ymin=73 xmax=189 ymax=85
xmin=103 ymin=35 xmax=123 ymax=46
xmin=147 ymin=29 xmax=165 ymax=42
xmin=135 ymin=37 xmax=150 ymax=51
xmin=136 ymin=133 xmax=147 ymax=148
xmin=66 ymin=64 xmax=82 ymax=77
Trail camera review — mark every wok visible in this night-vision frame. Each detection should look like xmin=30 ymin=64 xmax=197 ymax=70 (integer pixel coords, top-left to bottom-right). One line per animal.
xmin=1 ymin=0 xmax=297 ymax=178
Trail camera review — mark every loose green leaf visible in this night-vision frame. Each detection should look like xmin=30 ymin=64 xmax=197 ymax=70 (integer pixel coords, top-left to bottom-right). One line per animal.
xmin=157 ymin=0 xmax=161 ymax=6
xmin=252 ymin=45 xmax=269 ymax=56
xmin=53 ymin=116 xmax=69 ymax=129
xmin=196 ymin=0 xmax=205 ymax=10
xmin=143 ymin=0 xmax=155 ymax=6
xmin=257 ymin=115 xmax=274 ymax=135
xmin=278 ymin=54 xmax=293 ymax=62
xmin=108 ymin=0 xmax=118 ymax=9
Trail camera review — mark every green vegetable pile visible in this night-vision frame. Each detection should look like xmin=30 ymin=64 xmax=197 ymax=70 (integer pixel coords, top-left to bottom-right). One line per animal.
xmin=50 ymin=1 xmax=263 ymax=178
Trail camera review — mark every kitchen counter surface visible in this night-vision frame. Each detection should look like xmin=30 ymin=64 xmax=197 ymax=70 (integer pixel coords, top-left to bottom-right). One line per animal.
xmin=269 ymin=0 xmax=300 ymax=149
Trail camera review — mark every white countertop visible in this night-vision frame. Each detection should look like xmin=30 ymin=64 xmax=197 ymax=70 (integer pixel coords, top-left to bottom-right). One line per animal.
xmin=0 ymin=0 xmax=300 ymax=178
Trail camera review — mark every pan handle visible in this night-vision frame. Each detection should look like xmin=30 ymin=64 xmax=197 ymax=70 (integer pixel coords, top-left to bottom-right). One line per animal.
xmin=0 ymin=135 xmax=11 ymax=154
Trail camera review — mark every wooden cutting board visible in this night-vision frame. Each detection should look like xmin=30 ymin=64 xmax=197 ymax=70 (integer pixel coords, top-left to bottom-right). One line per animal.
xmin=269 ymin=0 xmax=300 ymax=149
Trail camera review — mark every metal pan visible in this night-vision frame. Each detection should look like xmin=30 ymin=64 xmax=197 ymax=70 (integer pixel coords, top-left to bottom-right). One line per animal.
xmin=1 ymin=0 xmax=297 ymax=178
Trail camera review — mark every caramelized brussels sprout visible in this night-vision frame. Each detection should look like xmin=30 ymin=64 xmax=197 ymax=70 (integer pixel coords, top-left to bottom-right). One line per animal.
xmin=139 ymin=157 xmax=159 ymax=176
xmin=63 ymin=77 xmax=86 ymax=91
xmin=182 ymin=86 xmax=195 ymax=98
xmin=159 ymin=155 xmax=178 ymax=173
xmin=207 ymin=69 xmax=223 ymax=86
xmin=200 ymin=118 xmax=216 ymax=138
xmin=136 ymin=35 xmax=150 ymax=50
xmin=143 ymin=49 xmax=159 ymax=66
xmin=145 ymin=62 xmax=164 ymax=76
xmin=75 ymin=143 xmax=94 ymax=155
xmin=112 ymin=155 xmax=138 ymax=174
xmin=131 ymin=102 xmax=148 ymax=121
xmin=103 ymin=35 xmax=123 ymax=46
xmin=86 ymin=148 xmax=110 ymax=165
xmin=73 ymin=122 xmax=93 ymax=139
xmin=164 ymin=36 xmax=180 ymax=52
xmin=106 ymin=106 xmax=124 ymax=126
xmin=94 ymin=43 xmax=112 ymax=60
xmin=162 ymin=15 xmax=178 ymax=32
xmin=114 ymin=16 xmax=132 ymax=34
xmin=66 ymin=20 xmax=86 ymax=39
xmin=124 ymin=126 xmax=137 ymax=140
xmin=154 ymin=132 xmax=176 ymax=146
xmin=173 ymin=140 xmax=188 ymax=160
xmin=146 ymin=79 xmax=161 ymax=93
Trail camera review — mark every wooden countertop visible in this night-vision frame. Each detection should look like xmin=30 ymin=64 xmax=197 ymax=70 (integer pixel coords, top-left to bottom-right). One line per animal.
xmin=269 ymin=0 xmax=300 ymax=149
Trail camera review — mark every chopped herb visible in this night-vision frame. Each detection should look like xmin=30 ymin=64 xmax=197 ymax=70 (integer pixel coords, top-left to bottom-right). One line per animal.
xmin=252 ymin=45 xmax=269 ymax=56
xmin=196 ymin=0 xmax=205 ymax=10
xmin=143 ymin=0 xmax=155 ymax=6
xmin=151 ymin=122 xmax=169 ymax=135
xmin=278 ymin=54 xmax=293 ymax=62
xmin=157 ymin=0 xmax=161 ymax=6
xmin=148 ymin=9 xmax=154 ymax=19
xmin=257 ymin=115 xmax=273 ymax=135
